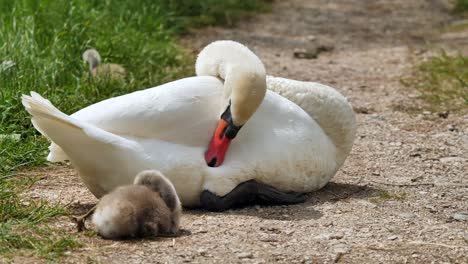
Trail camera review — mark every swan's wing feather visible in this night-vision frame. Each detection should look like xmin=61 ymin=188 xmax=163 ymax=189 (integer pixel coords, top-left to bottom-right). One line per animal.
xmin=71 ymin=76 xmax=223 ymax=146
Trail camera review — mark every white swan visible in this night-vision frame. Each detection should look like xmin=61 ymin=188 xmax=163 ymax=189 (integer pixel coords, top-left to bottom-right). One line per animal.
xmin=22 ymin=40 xmax=356 ymax=210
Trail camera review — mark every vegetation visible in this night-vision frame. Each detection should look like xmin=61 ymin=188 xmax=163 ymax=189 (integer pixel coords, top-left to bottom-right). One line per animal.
xmin=0 ymin=173 xmax=80 ymax=259
xmin=454 ymin=0 xmax=468 ymax=12
xmin=370 ymin=190 xmax=407 ymax=203
xmin=402 ymin=52 xmax=468 ymax=113
xmin=0 ymin=0 xmax=269 ymax=260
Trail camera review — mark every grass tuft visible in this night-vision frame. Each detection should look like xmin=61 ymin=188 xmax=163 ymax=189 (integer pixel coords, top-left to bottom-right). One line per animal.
xmin=454 ymin=0 xmax=468 ymax=13
xmin=0 ymin=173 xmax=81 ymax=260
xmin=402 ymin=51 xmax=468 ymax=113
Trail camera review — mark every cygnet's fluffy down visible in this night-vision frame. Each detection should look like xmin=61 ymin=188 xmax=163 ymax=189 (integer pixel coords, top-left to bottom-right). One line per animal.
xmin=92 ymin=170 xmax=181 ymax=239
xmin=82 ymin=49 xmax=126 ymax=80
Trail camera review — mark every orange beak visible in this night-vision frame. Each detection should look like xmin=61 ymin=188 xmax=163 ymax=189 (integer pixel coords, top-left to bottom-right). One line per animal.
xmin=205 ymin=119 xmax=232 ymax=167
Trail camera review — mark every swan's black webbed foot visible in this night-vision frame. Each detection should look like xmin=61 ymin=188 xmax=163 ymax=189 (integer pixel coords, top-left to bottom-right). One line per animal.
xmin=200 ymin=180 xmax=307 ymax=212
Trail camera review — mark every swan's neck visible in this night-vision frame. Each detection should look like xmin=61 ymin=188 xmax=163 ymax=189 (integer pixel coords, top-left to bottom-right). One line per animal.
xmin=195 ymin=40 xmax=266 ymax=125
xmin=87 ymin=56 xmax=99 ymax=70
xmin=266 ymin=76 xmax=357 ymax=167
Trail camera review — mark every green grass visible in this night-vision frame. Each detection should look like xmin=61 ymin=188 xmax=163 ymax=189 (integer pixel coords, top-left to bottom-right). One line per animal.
xmin=0 ymin=174 xmax=81 ymax=260
xmin=454 ymin=0 xmax=468 ymax=12
xmin=402 ymin=51 xmax=468 ymax=113
xmin=0 ymin=0 xmax=270 ymax=261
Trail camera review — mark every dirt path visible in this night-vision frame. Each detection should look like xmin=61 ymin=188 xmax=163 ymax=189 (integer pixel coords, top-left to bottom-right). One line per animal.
xmin=21 ymin=0 xmax=467 ymax=263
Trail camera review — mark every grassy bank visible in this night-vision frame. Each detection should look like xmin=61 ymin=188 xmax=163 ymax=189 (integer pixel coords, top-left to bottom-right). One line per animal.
xmin=0 ymin=0 xmax=269 ymax=260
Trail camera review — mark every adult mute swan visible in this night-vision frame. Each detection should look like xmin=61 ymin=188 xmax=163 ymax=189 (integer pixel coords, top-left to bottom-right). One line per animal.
xmin=22 ymin=40 xmax=356 ymax=211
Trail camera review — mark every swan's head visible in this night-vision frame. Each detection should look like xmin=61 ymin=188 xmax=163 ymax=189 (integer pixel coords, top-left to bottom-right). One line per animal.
xmin=196 ymin=40 xmax=267 ymax=167
xmin=205 ymin=68 xmax=266 ymax=167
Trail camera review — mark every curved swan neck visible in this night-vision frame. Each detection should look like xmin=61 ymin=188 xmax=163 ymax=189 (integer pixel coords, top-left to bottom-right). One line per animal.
xmin=195 ymin=40 xmax=267 ymax=125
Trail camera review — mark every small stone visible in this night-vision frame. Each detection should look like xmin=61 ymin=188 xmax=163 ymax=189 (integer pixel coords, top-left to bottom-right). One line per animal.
xmin=259 ymin=236 xmax=278 ymax=242
xmin=356 ymin=200 xmax=377 ymax=208
xmin=293 ymin=49 xmax=318 ymax=59
xmin=437 ymin=111 xmax=449 ymax=118
xmin=237 ymin=252 xmax=253 ymax=259
xmin=333 ymin=252 xmax=344 ymax=263
xmin=446 ymin=124 xmax=456 ymax=131
xmin=197 ymin=249 xmax=208 ymax=256
xmin=315 ymin=232 xmax=344 ymax=240
xmin=440 ymin=157 xmax=465 ymax=163
xmin=422 ymin=111 xmax=431 ymax=115
xmin=387 ymin=235 xmax=398 ymax=240
xmin=302 ymin=256 xmax=312 ymax=263
xmin=398 ymin=213 xmax=416 ymax=219
xmin=452 ymin=212 xmax=468 ymax=221
xmin=427 ymin=206 xmax=437 ymax=213
xmin=306 ymin=35 xmax=316 ymax=41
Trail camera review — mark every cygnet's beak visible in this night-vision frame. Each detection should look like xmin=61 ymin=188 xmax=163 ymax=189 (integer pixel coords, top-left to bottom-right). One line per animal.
xmin=205 ymin=105 xmax=242 ymax=167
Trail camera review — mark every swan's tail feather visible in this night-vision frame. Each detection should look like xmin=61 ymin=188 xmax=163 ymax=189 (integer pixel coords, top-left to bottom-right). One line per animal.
xmin=23 ymin=92 xmax=147 ymax=168
xmin=22 ymin=92 xmax=81 ymax=162
xmin=22 ymin=92 xmax=78 ymax=127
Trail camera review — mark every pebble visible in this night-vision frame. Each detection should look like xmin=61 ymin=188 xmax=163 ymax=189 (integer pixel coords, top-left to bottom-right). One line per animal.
xmin=387 ymin=235 xmax=398 ymax=240
xmin=196 ymin=249 xmax=208 ymax=256
xmin=306 ymin=35 xmax=316 ymax=41
xmin=356 ymin=199 xmax=378 ymax=208
xmin=237 ymin=252 xmax=253 ymax=259
xmin=424 ymin=205 xmax=437 ymax=213
xmin=398 ymin=212 xmax=416 ymax=219
xmin=440 ymin=157 xmax=465 ymax=163
xmin=302 ymin=257 xmax=313 ymax=264
xmin=259 ymin=236 xmax=278 ymax=242
xmin=314 ymin=232 xmax=344 ymax=240
xmin=452 ymin=212 xmax=468 ymax=221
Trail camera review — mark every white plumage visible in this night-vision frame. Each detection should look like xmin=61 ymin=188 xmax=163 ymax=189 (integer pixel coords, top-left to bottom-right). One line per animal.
xmin=22 ymin=41 xmax=356 ymax=207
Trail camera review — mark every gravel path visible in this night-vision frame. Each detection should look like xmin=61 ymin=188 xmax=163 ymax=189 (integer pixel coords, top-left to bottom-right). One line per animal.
xmin=21 ymin=0 xmax=467 ymax=263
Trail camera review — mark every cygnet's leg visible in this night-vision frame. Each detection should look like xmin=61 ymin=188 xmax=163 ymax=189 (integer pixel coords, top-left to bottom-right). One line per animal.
xmin=72 ymin=205 xmax=97 ymax=232
xmin=200 ymin=180 xmax=307 ymax=212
